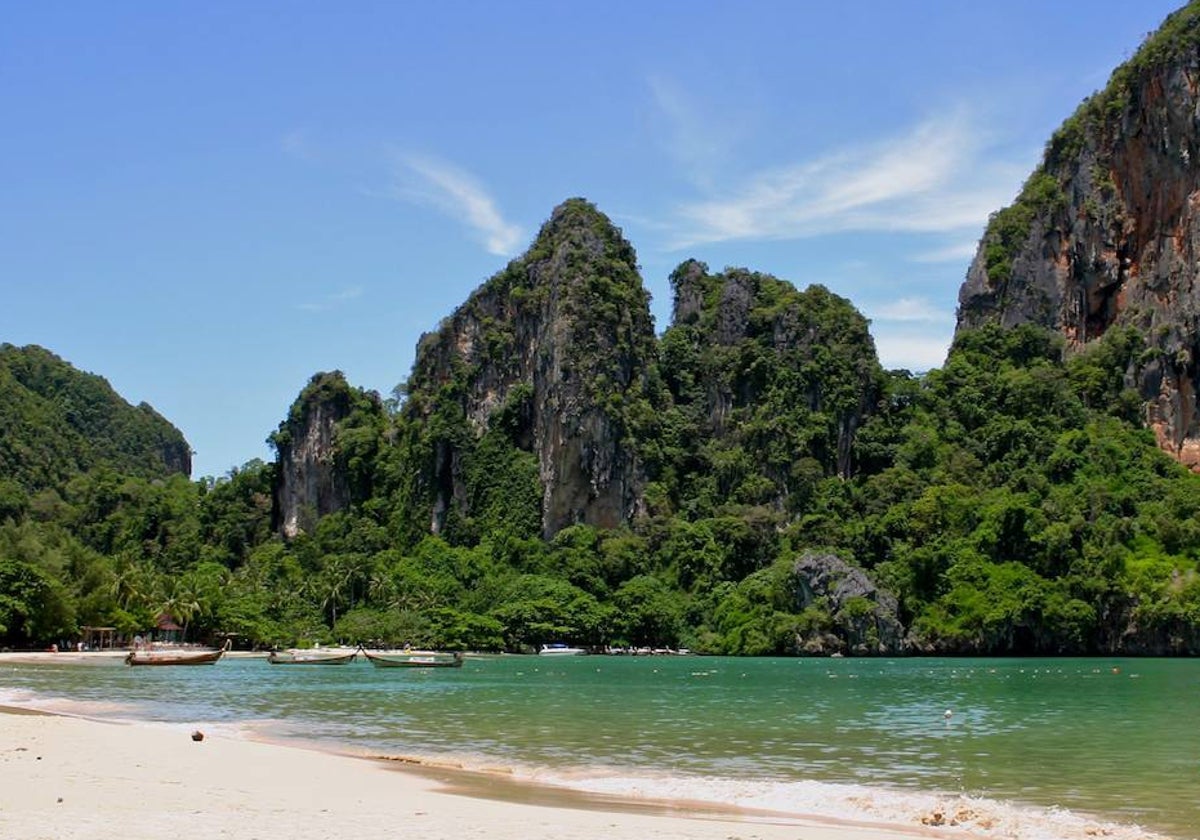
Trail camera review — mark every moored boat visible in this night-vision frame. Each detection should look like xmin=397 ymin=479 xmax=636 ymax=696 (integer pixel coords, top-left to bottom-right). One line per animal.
xmin=267 ymin=648 xmax=358 ymax=665
xmin=125 ymin=640 xmax=230 ymax=666
xmin=361 ymin=649 xmax=463 ymax=668
xmin=538 ymin=643 xmax=587 ymax=656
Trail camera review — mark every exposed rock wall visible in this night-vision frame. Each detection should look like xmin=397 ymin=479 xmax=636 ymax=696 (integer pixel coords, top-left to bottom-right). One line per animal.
xmin=791 ymin=551 xmax=905 ymax=655
xmin=405 ymin=199 xmax=656 ymax=538
xmin=958 ymin=4 xmax=1200 ymax=467
xmin=272 ymin=372 xmax=356 ymax=538
xmin=143 ymin=407 xmax=193 ymax=477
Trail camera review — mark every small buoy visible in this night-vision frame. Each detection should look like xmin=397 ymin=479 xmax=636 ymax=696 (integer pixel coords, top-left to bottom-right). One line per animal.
xmin=944 ymin=709 xmax=953 ymax=720
xmin=191 ymin=730 xmax=205 ymax=742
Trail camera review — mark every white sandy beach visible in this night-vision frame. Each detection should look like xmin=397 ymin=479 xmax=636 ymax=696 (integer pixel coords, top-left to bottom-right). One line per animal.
xmin=0 ymin=703 xmax=945 ymax=840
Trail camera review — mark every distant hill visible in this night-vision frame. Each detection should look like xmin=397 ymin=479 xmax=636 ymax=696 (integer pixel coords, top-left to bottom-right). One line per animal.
xmin=0 ymin=344 xmax=191 ymax=492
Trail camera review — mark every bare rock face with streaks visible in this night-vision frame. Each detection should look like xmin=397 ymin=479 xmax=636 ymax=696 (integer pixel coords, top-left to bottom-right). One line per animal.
xmin=791 ymin=551 xmax=905 ymax=655
xmin=958 ymin=4 xmax=1200 ymax=467
xmin=404 ymin=199 xmax=656 ymax=538
xmin=272 ymin=371 xmax=381 ymax=538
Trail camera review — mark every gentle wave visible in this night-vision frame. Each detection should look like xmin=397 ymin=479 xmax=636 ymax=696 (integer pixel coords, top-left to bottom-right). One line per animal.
xmin=358 ymin=746 xmax=1168 ymax=840
xmin=549 ymin=772 xmax=1168 ymax=840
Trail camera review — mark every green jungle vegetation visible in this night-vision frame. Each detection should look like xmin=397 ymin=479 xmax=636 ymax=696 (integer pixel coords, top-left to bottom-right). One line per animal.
xmin=3 ymin=312 xmax=1199 ymax=654
xmin=7 ymin=0 xmax=1200 ymax=652
xmin=0 ymin=344 xmax=190 ymax=490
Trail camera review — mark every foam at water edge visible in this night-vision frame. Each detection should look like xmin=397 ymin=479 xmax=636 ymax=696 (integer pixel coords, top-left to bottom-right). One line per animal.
xmin=350 ymin=744 xmax=1169 ymax=840
xmin=539 ymin=773 xmax=1168 ymax=840
xmin=0 ymin=687 xmax=37 ymax=706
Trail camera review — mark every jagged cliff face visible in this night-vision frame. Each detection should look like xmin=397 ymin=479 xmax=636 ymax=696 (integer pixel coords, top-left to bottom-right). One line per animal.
xmin=958 ymin=3 xmax=1200 ymax=466
xmin=404 ymin=199 xmax=656 ymax=538
xmin=272 ymin=371 xmax=380 ymax=538
xmin=666 ymin=260 xmax=882 ymax=485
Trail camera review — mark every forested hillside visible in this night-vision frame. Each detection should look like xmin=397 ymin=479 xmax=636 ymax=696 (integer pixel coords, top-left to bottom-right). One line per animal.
xmin=4 ymin=5 xmax=1200 ymax=654
xmin=0 ymin=344 xmax=190 ymax=491
xmin=4 ymin=249 xmax=1199 ymax=654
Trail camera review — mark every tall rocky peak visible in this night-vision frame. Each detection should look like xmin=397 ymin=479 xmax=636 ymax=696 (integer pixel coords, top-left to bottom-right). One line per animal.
xmin=664 ymin=261 xmax=882 ymax=483
xmin=404 ymin=198 xmax=657 ymax=538
xmin=272 ymin=371 xmax=383 ymax=538
xmin=957 ymin=2 xmax=1200 ymax=466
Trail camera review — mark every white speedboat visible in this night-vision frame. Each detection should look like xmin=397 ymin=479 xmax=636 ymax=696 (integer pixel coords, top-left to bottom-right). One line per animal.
xmin=538 ymin=643 xmax=587 ymax=656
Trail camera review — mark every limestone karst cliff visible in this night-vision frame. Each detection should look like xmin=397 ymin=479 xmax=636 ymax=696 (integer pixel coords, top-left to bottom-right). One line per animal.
xmin=271 ymin=371 xmax=383 ymax=538
xmin=957 ymin=2 xmax=1200 ymax=467
xmin=664 ymin=261 xmax=882 ymax=489
xmin=402 ymin=198 xmax=657 ymax=539
xmin=281 ymin=203 xmax=886 ymax=543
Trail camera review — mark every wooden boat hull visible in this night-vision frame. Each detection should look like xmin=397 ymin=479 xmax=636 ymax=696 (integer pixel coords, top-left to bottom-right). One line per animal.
xmin=125 ymin=649 xmax=225 ymax=666
xmin=267 ymin=650 xmax=357 ymax=665
xmin=361 ymin=650 xmax=463 ymax=668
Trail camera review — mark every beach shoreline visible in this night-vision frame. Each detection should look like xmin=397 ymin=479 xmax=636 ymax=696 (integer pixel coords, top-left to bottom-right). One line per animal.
xmin=0 ymin=654 xmax=1181 ymax=840
xmin=0 ymin=702 xmax=945 ymax=840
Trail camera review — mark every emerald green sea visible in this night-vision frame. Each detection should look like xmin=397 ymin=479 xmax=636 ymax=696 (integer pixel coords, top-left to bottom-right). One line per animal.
xmin=2 ymin=655 xmax=1196 ymax=838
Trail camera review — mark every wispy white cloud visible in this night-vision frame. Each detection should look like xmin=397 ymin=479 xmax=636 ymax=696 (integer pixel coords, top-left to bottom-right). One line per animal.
xmin=389 ymin=152 xmax=522 ymax=256
xmin=331 ymin=287 xmax=363 ymax=302
xmin=663 ymin=111 xmax=1027 ymax=250
xmin=296 ymin=286 xmax=364 ymax=313
xmin=869 ymin=297 xmax=948 ymax=323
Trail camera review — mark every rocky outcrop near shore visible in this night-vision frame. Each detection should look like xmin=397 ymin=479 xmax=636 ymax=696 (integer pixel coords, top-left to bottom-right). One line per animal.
xmin=791 ymin=551 xmax=905 ymax=655
xmin=666 ymin=261 xmax=881 ymax=484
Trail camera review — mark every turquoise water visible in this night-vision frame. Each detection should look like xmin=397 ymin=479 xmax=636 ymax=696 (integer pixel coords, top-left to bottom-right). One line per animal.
xmin=2 ymin=655 xmax=1197 ymax=838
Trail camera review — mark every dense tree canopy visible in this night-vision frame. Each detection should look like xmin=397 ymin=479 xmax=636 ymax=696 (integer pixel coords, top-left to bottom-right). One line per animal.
xmin=5 ymin=304 xmax=1200 ymax=656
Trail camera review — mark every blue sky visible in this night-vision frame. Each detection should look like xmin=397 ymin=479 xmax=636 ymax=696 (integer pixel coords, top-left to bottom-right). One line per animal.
xmin=1 ymin=1 xmax=1184 ymax=479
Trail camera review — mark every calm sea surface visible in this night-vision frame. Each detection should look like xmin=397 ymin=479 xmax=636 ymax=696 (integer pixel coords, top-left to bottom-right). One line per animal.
xmin=2 ymin=655 xmax=1196 ymax=838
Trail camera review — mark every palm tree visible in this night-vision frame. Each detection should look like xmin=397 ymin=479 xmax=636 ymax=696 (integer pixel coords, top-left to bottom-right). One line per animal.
xmin=159 ymin=580 xmax=200 ymax=643
xmin=367 ymin=568 xmax=396 ymax=609
xmin=110 ymin=558 xmax=151 ymax=611
xmin=318 ymin=557 xmax=355 ymax=628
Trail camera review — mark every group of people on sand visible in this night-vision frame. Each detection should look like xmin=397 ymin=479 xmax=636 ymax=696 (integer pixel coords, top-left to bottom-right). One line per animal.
xmin=46 ymin=641 xmax=98 ymax=653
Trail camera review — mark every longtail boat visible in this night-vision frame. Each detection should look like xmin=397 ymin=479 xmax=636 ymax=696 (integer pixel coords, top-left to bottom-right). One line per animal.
xmin=267 ymin=648 xmax=357 ymax=665
xmin=361 ymin=649 xmax=463 ymax=668
xmin=125 ymin=640 xmax=230 ymax=666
